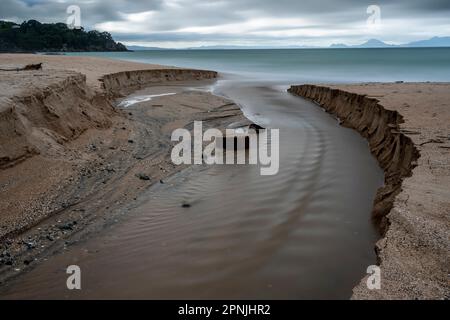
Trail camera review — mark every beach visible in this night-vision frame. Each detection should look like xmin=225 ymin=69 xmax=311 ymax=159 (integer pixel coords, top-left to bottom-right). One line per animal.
xmin=0 ymin=54 xmax=448 ymax=299
xmin=290 ymin=83 xmax=450 ymax=299
xmin=0 ymin=54 xmax=245 ymax=282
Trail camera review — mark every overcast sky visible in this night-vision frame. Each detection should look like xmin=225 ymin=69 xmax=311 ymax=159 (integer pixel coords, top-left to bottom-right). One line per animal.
xmin=1 ymin=0 xmax=450 ymax=48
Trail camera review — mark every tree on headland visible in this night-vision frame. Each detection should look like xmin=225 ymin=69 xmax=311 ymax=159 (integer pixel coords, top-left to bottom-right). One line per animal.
xmin=0 ymin=20 xmax=128 ymax=52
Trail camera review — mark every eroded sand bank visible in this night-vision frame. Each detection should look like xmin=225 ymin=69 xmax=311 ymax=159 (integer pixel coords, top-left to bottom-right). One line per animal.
xmin=0 ymin=55 xmax=244 ymax=284
xmin=289 ymin=83 xmax=450 ymax=299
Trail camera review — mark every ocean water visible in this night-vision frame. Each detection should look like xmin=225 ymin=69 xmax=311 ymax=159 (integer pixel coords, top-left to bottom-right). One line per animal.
xmin=68 ymin=47 xmax=450 ymax=83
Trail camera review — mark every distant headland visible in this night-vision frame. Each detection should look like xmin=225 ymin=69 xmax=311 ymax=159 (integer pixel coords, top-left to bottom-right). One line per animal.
xmin=0 ymin=20 xmax=128 ymax=53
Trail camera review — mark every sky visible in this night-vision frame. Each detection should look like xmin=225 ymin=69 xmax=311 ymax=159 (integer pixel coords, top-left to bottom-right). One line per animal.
xmin=1 ymin=0 xmax=450 ymax=48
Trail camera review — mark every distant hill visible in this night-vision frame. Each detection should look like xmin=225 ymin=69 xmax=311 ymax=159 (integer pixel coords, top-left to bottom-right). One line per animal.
xmin=330 ymin=39 xmax=395 ymax=48
xmin=0 ymin=20 xmax=128 ymax=52
xmin=357 ymin=39 xmax=395 ymax=48
xmin=127 ymin=36 xmax=450 ymax=51
xmin=405 ymin=36 xmax=450 ymax=47
xmin=126 ymin=45 xmax=170 ymax=51
xmin=329 ymin=37 xmax=450 ymax=49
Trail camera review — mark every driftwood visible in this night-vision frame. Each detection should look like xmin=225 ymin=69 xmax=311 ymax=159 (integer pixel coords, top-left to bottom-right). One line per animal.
xmin=0 ymin=63 xmax=43 ymax=71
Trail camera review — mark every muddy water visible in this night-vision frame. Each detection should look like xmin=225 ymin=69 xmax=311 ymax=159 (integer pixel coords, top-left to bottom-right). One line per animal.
xmin=0 ymin=80 xmax=383 ymax=299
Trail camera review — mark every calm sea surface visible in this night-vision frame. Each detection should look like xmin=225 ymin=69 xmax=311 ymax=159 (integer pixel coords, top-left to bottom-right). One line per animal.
xmin=68 ymin=48 xmax=450 ymax=83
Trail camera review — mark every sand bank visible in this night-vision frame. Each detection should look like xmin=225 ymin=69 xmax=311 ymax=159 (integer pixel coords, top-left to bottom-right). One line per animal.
xmin=289 ymin=83 xmax=450 ymax=299
xmin=0 ymin=54 xmax=172 ymax=89
xmin=0 ymin=55 xmax=244 ymax=282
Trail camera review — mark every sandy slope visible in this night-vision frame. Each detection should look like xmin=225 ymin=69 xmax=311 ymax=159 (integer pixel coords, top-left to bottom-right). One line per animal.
xmin=290 ymin=83 xmax=450 ymax=299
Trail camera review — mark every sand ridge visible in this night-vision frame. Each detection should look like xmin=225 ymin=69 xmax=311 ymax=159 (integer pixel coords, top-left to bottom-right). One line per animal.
xmin=0 ymin=53 xmax=173 ymax=90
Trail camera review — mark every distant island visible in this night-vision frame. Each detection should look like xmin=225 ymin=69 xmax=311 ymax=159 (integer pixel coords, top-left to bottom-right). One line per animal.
xmin=0 ymin=20 xmax=128 ymax=52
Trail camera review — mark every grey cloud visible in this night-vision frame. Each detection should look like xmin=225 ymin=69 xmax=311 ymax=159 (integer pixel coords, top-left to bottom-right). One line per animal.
xmin=1 ymin=0 xmax=449 ymax=47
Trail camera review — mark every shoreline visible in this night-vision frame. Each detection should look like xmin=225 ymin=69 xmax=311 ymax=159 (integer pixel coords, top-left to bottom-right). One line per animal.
xmin=289 ymin=83 xmax=449 ymax=299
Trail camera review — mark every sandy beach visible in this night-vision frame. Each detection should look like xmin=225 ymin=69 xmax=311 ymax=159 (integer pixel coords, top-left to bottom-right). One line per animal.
xmin=0 ymin=54 xmax=448 ymax=299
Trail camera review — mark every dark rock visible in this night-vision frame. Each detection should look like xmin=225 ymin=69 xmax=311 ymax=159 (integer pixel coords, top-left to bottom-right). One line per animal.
xmin=23 ymin=241 xmax=36 ymax=250
xmin=181 ymin=203 xmax=191 ymax=208
xmin=160 ymin=179 xmax=164 ymax=184
xmin=128 ymin=139 xmax=134 ymax=144
xmin=136 ymin=173 xmax=150 ymax=181
xmin=58 ymin=223 xmax=73 ymax=231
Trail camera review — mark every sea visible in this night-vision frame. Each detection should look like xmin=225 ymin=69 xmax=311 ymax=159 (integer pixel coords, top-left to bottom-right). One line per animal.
xmin=67 ymin=47 xmax=450 ymax=83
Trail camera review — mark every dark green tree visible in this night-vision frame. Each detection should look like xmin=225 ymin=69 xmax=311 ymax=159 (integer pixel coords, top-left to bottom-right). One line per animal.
xmin=0 ymin=20 xmax=128 ymax=52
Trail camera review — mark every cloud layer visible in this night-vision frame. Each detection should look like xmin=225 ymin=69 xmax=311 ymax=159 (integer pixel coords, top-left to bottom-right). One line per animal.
xmin=2 ymin=0 xmax=450 ymax=48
